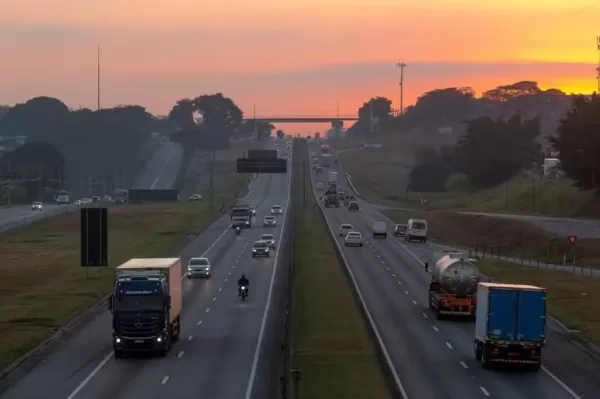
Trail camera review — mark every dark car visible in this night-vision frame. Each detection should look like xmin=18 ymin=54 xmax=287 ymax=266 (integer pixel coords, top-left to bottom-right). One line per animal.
xmin=348 ymin=201 xmax=359 ymax=211
xmin=393 ymin=224 xmax=407 ymax=237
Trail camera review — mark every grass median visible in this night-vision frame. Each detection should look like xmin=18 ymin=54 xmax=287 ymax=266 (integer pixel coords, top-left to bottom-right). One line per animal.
xmin=477 ymin=259 xmax=600 ymax=345
xmin=0 ymin=160 xmax=250 ymax=373
xmin=290 ymin=188 xmax=391 ymax=398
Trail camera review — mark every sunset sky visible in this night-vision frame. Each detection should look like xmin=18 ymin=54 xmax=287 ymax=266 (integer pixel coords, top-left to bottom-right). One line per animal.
xmin=1 ymin=0 xmax=599 ymax=134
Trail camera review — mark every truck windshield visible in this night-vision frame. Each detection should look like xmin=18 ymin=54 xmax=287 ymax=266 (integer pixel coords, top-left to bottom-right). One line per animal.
xmin=231 ymin=209 xmax=250 ymax=217
xmin=115 ymin=280 xmax=165 ymax=310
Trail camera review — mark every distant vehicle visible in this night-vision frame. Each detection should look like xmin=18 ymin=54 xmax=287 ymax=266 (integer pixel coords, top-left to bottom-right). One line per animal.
xmin=102 ymin=195 xmax=112 ymax=202
xmin=230 ymin=205 xmax=252 ymax=228
xmin=321 ymin=144 xmax=330 ymax=153
xmin=114 ymin=189 xmax=128 ymax=204
xmin=260 ymin=234 xmax=276 ymax=249
xmin=328 ymin=171 xmax=338 ymax=186
xmin=316 ymin=183 xmax=324 ymax=191
xmin=263 ymin=216 xmax=277 ymax=227
xmin=54 ymin=190 xmax=70 ymax=204
xmin=31 ymin=202 xmax=43 ymax=211
xmin=320 ymin=153 xmax=332 ymax=167
xmin=348 ymin=201 xmax=359 ymax=211
xmin=188 ymin=194 xmax=203 ymax=201
xmin=91 ymin=196 xmax=100 ymax=202
xmin=339 ymin=224 xmax=353 ymax=237
xmin=405 ymin=219 xmax=428 ymax=243
xmin=187 ymin=257 xmax=211 ymax=278
xmin=428 ymin=252 xmax=481 ymax=320
xmin=109 ymin=258 xmax=182 ymax=357
xmin=249 ymin=206 xmax=256 ymax=216
xmin=344 ymin=231 xmax=363 ymax=247
xmin=252 ymin=241 xmax=270 ymax=257
xmin=270 ymin=205 xmax=283 ymax=215
xmin=324 ymin=193 xmax=339 ymax=207
xmin=393 ymin=224 xmax=407 ymax=237
xmin=474 ymin=282 xmax=546 ymax=371
xmin=372 ymin=221 xmax=387 ymax=238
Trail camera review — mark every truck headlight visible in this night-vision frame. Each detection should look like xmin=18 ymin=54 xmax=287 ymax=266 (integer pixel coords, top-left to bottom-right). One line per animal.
xmin=156 ymin=337 xmax=162 ymax=342
xmin=115 ymin=337 xmax=121 ymax=343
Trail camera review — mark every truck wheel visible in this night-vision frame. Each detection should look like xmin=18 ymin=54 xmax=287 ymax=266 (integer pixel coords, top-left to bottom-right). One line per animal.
xmin=480 ymin=351 xmax=491 ymax=369
xmin=474 ymin=342 xmax=482 ymax=361
xmin=172 ymin=319 xmax=180 ymax=341
xmin=436 ymin=308 xmax=444 ymax=320
xmin=114 ymin=350 xmax=124 ymax=359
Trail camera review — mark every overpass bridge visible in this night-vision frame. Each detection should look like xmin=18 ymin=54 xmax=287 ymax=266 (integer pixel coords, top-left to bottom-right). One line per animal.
xmin=243 ymin=115 xmax=359 ymax=123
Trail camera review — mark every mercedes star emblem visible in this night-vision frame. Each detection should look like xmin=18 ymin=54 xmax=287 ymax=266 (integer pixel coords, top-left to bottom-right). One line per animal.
xmin=134 ymin=319 xmax=143 ymax=328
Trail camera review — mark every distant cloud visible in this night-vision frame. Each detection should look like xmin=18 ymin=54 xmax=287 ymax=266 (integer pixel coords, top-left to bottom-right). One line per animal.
xmin=0 ymin=24 xmax=91 ymax=41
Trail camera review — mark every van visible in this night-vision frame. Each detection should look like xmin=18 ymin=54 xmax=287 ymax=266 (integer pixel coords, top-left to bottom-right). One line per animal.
xmin=406 ymin=219 xmax=427 ymax=243
xmin=372 ymin=221 xmax=387 ymax=238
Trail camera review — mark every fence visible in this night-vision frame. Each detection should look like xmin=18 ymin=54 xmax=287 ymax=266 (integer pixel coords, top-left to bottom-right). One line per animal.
xmin=0 ymin=204 xmax=81 ymax=236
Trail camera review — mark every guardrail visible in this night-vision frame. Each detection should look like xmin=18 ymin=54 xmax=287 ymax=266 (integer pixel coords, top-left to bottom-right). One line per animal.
xmin=0 ymin=204 xmax=81 ymax=236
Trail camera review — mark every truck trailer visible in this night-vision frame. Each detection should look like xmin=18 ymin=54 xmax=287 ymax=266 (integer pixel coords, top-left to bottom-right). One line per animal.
xmin=109 ymin=258 xmax=182 ymax=357
xmin=428 ymin=252 xmax=481 ymax=319
xmin=474 ymin=282 xmax=546 ymax=371
xmin=230 ymin=204 xmax=252 ymax=228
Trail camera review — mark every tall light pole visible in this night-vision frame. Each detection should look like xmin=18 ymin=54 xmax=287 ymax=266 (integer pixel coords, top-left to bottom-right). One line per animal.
xmin=97 ymin=45 xmax=101 ymax=110
xmin=396 ymin=61 xmax=407 ymax=116
xmin=596 ymin=36 xmax=600 ymax=94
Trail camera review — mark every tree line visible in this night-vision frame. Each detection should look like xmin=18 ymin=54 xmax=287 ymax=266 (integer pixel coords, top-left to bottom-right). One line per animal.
xmin=0 ymin=93 xmax=271 ymax=203
xmin=341 ymin=81 xmax=600 ymax=194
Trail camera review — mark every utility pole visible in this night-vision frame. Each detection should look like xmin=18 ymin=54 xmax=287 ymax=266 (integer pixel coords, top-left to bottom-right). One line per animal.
xmin=396 ymin=61 xmax=407 ymax=115
xmin=596 ymin=36 xmax=600 ymax=94
xmin=97 ymin=45 xmax=101 ymax=110
xmin=253 ymin=104 xmax=257 ymax=139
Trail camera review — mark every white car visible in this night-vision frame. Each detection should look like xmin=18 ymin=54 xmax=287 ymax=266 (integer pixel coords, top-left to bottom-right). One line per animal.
xmin=263 ymin=216 xmax=277 ymax=227
xmin=316 ymin=183 xmax=323 ymax=191
xmin=188 ymin=194 xmax=203 ymax=201
xmin=31 ymin=202 xmax=43 ymax=211
xmin=270 ymin=205 xmax=283 ymax=215
xmin=260 ymin=234 xmax=276 ymax=249
xmin=339 ymin=223 xmax=353 ymax=237
xmin=187 ymin=257 xmax=211 ymax=278
xmin=344 ymin=231 xmax=363 ymax=247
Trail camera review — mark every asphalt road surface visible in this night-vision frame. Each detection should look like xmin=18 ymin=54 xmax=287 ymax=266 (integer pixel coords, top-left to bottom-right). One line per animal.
xmin=133 ymin=141 xmax=183 ymax=190
xmin=309 ymin=146 xmax=600 ymax=399
xmin=0 ymin=150 xmax=292 ymax=399
xmin=459 ymin=212 xmax=600 ymax=238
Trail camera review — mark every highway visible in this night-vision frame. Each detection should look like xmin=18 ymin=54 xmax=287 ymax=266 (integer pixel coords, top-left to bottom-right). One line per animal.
xmin=309 ymin=143 xmax=599 ymax=399
xmin=133 ymin=141 xmax=183 ymax=189
xmin=0 ymin=140 xmax=292 ymax=399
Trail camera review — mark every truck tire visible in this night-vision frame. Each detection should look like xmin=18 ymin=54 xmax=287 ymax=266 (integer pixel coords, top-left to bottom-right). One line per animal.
xmin=114 ymin=350 xmax=124 ymax=359
xmin=474 ymin=342 xmax=482 ymax=361
xmin=172 ymin=318 xmax=181 ymax=342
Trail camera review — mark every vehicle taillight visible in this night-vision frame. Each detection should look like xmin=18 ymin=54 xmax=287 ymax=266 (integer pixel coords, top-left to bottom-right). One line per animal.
xmin=492 ymin=348 xmax=500 ymax=353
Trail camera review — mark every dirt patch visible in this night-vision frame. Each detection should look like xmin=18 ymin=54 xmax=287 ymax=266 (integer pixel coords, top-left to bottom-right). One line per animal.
xmin=477 ymin=259 xmax=600 ymax=345
xmin=383 ymin=209 xmax=600 ymax=268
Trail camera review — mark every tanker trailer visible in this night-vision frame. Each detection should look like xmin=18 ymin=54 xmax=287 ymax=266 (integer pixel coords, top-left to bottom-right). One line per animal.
xmin=428 ymin=252 xmax=481 ymax=320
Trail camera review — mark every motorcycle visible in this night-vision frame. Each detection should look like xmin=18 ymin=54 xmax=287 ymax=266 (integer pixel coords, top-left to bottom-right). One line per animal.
xmin=240 ymin=286 xmax=248 ymax=301
xmin=235 ymin=226 xmax=241 ymax=235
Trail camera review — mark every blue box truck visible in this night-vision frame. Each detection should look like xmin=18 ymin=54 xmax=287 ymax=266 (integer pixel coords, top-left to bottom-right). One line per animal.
xmin=474 ymin=282 xmax=546 ymax=371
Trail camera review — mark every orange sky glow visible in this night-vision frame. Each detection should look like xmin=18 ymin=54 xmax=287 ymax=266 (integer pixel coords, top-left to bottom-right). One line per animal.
xmin=1 ymin=0 xmax=599 ymax=134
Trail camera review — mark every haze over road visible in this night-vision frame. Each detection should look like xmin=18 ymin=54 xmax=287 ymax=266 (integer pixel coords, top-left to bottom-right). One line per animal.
xmin=312 ymin=143 xmax=600 ymax=399
xmin=0 ymin=139 xmax=292 ymax=399
xmin=133 ymin=141 xmax=183 ymax=190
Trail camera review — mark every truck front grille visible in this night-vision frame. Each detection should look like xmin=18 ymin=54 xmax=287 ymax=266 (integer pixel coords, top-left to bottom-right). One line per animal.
xmin=116 ymin=318 xmax=163 ymax=337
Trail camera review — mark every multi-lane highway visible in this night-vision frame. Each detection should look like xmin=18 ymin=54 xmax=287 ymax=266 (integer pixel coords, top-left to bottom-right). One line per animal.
xmin=309 ymin=144 xmax=600 ymax=399
xmin=0 ymin=141 xmax=292 ymax=399
xmin=133 ymin=141 xmax=183 ymax=189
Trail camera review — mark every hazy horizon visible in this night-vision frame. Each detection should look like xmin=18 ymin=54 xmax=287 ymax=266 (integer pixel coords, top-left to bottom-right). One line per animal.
xmin=1 ymin=0 xmax=599 ymax=133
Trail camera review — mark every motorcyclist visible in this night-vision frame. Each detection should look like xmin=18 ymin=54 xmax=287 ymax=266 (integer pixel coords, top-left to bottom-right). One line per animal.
xmin=236 ymin=226 xmax=241 ymax=235
xmin=238 ymin=274 xmax=249 ymax=296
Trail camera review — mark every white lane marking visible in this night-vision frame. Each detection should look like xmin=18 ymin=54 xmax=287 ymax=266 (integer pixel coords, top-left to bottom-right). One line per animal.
xmin=422 ymin=313 xmax=428 ymax=319
xmin=445 ymin=342 xmax=453 ymax=350
xmin=188 ymin=335 xmax=193 ymax=340
xmin=386 ymin=267 xmax=390 ymax=271
xmin=391 ymin=273 xmax=396 ymax=277
xmin=224 ymin=278 xmax=228 ymax=282
xmin=66 ymin=352 xmax=113 ymax=399
xmin=177 ymin=351 xmax=184 ymax=358
xmin=150 ymin=146 xmax=175 ymax=189
xmin=307 ymin=147 xmax=409 ymax=399
xmin=433 ymin=326 xmax=439 ymax=332
xmin=245 ymin=147 xmax=293 ymax=399
xmin=412 ymin=300 xmax=417 ymax=305
xmin=233 ymin=265 xmax=236 ymax=268
xmin=480 ymin=387 xmax=490 ymax=396
xmin=404 ymin=290 xmax=409 ymax=295
xmin=460 ymin=361 xmax=468 ymax=369
xmin=397 ymin=281 xmax=402 ymax=285
xmin=541 ymin=366 xmax=583 ymax=399
xmin=196 ymin=320 xmax=203 ymax=326
xmin=161 ymin=376 xmax=169 ymax=385
xmin=218 ymin=287 xmax=223 ymax=292
xmin=228 ymin=272 xmax=232 ymax=275
xmin=205 ymin=308 xmax=211 ymax=313
xmin=212 ymin=297 xmax=216 ymax=302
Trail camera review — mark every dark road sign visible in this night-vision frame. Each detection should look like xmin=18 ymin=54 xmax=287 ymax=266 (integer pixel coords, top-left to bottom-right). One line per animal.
xmin=237 ymin=158 xmax=287 ymax=173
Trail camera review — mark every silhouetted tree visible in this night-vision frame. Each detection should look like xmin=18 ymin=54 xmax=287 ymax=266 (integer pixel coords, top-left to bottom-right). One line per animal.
xmin=347 ymin=97 xmax=393 ymax=135
xmin=550 ymin=94 xmax=600 ymax=190
xmin=455 ymin=113 xmax=541 ymax=188
xmin=276 ymin=129 xmax=285 ymax=139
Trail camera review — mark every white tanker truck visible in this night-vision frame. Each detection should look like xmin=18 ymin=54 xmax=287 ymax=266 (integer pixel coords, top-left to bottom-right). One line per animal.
xmin=428 ymin=251 xmax=482 ymax=320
